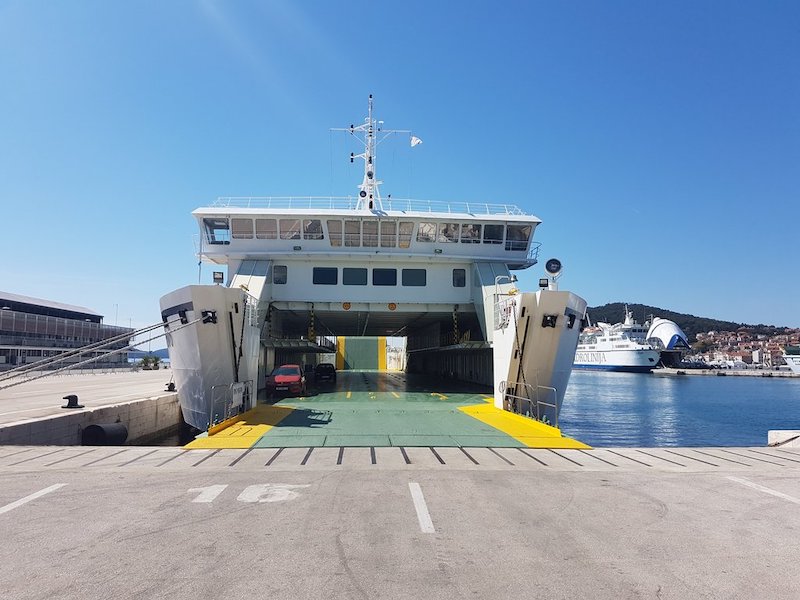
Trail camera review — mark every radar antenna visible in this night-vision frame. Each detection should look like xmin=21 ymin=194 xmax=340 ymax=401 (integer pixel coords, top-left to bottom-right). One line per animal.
xmin=331 ymin=94 xmax=412 ymax=210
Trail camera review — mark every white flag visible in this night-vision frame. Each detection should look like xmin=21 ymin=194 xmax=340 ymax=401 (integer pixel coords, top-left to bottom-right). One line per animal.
xmin=410 ymin=135 xmax=423 ymax=147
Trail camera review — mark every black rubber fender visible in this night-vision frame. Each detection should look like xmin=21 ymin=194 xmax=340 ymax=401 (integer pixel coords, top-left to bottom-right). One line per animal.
xmin=82 ymin=423 xmax=128 ymax=445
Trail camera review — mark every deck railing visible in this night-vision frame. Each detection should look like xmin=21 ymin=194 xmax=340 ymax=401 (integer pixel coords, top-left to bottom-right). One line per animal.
xmin=211 ymin=196 xmax=528 ymax=216
xmin=501 ymin=380 xmax=559 ymax=427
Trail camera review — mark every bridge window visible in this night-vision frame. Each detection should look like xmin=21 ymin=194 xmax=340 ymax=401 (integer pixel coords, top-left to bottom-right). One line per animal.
xmin=280 ymin=219 xmax=302 ymax=240
xmin=417 ymin=222 xmax=436 ymax=242
xmin=327 ymin=220 xmax=342 ymax=246
xmin=438 ymin=223 xmax=459 ymax=243
xmin=203 ymin=218 xmax=230 ymax=245
xmin=231 ymin=218 xmax=253 ymax=239
xmin=345 ymin=220 xmax=360 ymax=247
xmin=313 ymin=267 xmax=337 ymax=285
xmin=505 ymin=224 xmax=531 ymax=251
xmin=343 ymin=268 xmax=367 ymax=285
xmin=304 ymin=220 xmax=324 ymax=240
xmin=373 ymin=268 xmax=397 ymax=286
xmin=402 ymin=268 xmax=426 ymax=286
xmin=256 ymin=218 xmax=277 ymax=239
xmin=380 ymin=221 xmax=396 ymax=247
xmin=273 ymin=265 xmax=287 ymax=285
xmin=460 ymin=223 xmax=481 ymax=243
xmin=453 ymin=268 xmax=466 ymax=287
xmin=398 ymin=222 xmax=413 ymax=248
xmin=363 ymin=220 xmax=378 ymax=247
xmin=483 ymin=224 xmax=504 ymax=245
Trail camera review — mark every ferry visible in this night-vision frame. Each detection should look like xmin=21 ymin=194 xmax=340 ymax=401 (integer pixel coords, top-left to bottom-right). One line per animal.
xmin=646 ymin=316 xmax=691 ymax=367
xmin=574 ymin=306 xmax=660 ymax=372
xmin=160 ymin=97 xmax=587 ymax=432
xmin=783 ymin=346 xmax=800 ymax=374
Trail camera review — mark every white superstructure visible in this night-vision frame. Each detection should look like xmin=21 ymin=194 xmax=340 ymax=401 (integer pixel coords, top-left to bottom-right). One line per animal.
xmin=574 ymin=306 xmax=660 ymax=372
xmin=161 ymin=97 xmax=587 ymax=430
xmin=783 ymin=347 xmax=800 ymax=374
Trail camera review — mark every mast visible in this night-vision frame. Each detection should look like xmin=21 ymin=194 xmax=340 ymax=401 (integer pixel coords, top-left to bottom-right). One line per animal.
xmin=332 ymin=94 xmax=411 ymax=210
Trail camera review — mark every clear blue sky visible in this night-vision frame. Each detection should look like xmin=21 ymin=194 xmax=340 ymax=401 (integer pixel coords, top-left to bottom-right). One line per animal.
xmin=1 ymin=1 xmax=798 ymax=332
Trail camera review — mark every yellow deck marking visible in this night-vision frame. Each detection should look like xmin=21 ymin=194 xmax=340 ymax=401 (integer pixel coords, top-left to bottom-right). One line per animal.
xmin=346 ymin=391 xmax=352 ymax=399
xmin=459 ymin=404 xmax=590 ymax=449
xmin=431 ymin=392 xmax=448 ymax=400
xmin=185 ymin=405 xmax=294 ymax=449
xmin=391 ymin=391 xmax=400 ymax=398
xmin=378 ymin=337 xmax=387 ymax=370
xmin=482 ymin=395 xmax=494 ymax=403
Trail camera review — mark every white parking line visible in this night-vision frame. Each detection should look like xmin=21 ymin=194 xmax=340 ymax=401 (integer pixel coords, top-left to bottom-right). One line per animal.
xmin=408 ymin=482 xmax=435 ymax=533
xmin=727 ymin=476 xmax=800 ymax=505
xmin=0 ymin=484 xmax=67 ymax=515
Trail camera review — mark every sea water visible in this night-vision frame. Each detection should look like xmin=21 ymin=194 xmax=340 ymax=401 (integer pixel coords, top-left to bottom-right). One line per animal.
xmin=559 ymin=370 xmax=800 ymax=447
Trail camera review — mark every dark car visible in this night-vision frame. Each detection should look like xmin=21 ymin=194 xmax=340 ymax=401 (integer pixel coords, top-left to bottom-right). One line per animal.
xmin=266 ymin=364 xmax=307 ymax=397
xmin=315 ymin=362 xmax=336 ymax=383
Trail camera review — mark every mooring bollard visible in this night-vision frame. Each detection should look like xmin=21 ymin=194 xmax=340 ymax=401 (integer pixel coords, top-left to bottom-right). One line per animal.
xmin=62 ymin=394 xmax=84 ymax=409
xmin=165 ymin=382 xmax=176 ymax=392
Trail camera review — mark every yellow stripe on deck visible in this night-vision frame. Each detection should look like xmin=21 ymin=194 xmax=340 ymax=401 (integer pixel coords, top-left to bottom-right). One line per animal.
xmin=185 ymin=405 xmax=294 ymax=449
xmin=459 ymin=404 xmax=591 ymax=449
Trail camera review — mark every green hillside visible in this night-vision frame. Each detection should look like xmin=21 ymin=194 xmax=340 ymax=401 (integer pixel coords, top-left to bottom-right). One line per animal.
xmin=586 ymin=303 xmax=789 ymax=341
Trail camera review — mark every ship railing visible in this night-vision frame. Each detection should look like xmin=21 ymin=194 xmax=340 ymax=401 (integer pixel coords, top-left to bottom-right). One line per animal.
xmin=211 ymin=196 xmax=528 ymax=216
xmin=528 ymin=241 xmax=541 ymax=262
xmin=501 ymin=380 xmax=559 ymax=428
xmin=208 ymin=380 xmax=254 ymax=429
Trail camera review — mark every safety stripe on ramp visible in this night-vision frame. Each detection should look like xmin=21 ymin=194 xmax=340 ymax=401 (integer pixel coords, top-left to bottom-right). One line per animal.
xmin=185 ymin=405 xmax=295 ymax=449
xmin=459 ymin=404 xmax=590 ymax=449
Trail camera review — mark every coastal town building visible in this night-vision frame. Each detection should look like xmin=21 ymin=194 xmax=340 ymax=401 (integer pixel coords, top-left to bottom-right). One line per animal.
xmin=0 ymin=291 xmax=134 ymax=371
xmin=692 ymin=328 xmax=799 ymax=368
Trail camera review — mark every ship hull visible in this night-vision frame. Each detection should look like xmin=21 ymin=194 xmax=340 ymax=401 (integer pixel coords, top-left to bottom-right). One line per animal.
xmin=160 ymin=285 xmax=260 ymax=431
xmin=574 ymin=349 xmax=660 ymax=373
xmin=783 ymin=355 xmax=800 ymax=374
xmin=493 ymin=289 xmax=587 ymax=426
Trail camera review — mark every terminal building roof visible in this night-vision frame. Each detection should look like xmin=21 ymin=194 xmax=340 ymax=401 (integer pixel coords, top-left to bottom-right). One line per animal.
xmin=0 ymin=291 xmax=102 ymax=322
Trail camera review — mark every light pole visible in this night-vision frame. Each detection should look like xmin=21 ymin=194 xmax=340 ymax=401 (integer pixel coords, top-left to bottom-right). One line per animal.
xmin=494 ymin=274 xmax=517 ymax=298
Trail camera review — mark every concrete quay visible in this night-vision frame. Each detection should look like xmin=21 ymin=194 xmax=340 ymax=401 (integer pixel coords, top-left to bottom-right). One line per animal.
xmin=1 ymin=443 xmax=800 ymax=599
xmin=0 ymin=370 xmax=179 ymax=445
xmin=655 ymin=367 xmax=799 ymax=378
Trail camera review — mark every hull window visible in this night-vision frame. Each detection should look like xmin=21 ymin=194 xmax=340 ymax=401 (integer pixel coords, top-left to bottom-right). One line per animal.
xmin=373 ymin=268 xmax=397 ymax=286
xmin=327 ymin=220 xmax=343 ymax=246
xmin=453 ymin=269 xmax=466 ymax=287
xmin=304 ymin=220 xmax=324 ymax=240
xmin=438 ymin=223 xmax=460 ymax=243
xmin=483 ymin=224 xmax=504 ymax=245
xmin=345 ymin=220 xmax=361 ymax=247
xmin=506 ymin=224 xmax=531 ymax=251
xmin=313 ymin=267 xmax=338 ymax=285
xmin=401 ymin=268 xmax=426 ymax=286
xmin=231 ymin=218 xmax=253 ymax=239
xmin=280 ymin=219 xmax=302 ymax=240
xmin=273 ymin=265 xmax=287 ymax=285
xmin=363 ymin=220 xmax=378 ymax=247
xmin=203 ymin=218 xmax=230 ymax=245
xmin=417 ymin=222 xmax=436 ymax=242
xmin=343 ymin=268 xmax=367 ymax=285
xmin=460 ymin=223 xmax=481 ymax=243
xmin=256 ymin=218 xmax=277 ymax=239
xmin=380 ymin=221 xmax=397 ymax=247
xmin=398 ymin=222 xmax=413 ymax=248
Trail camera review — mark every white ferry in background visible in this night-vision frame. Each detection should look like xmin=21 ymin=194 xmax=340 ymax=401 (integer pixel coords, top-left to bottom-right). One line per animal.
xmin=574 ymin=306 xmax=660 ymax=372
xmin=783 ymin=346 xmax=800 ymax=374
xmin=160 ymin=96 xmax=587 ymax=431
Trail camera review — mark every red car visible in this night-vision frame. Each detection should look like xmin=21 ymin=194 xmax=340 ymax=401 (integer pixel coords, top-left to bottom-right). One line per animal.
xmin=266 ymin=364 xmax=307 ymax=397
